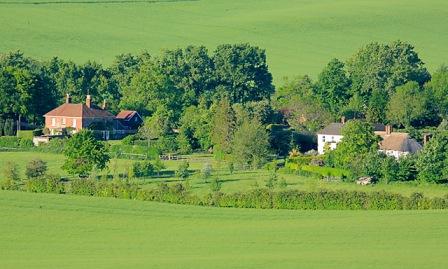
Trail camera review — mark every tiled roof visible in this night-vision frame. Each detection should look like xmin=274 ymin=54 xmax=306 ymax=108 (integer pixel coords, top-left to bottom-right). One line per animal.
xmin=375 ymin=131 xmax=422 ymax=153
xmin=116 ymin=110 xmax=137 ymax=121
xmin=44 ymin=103 xmax=115 ymax=118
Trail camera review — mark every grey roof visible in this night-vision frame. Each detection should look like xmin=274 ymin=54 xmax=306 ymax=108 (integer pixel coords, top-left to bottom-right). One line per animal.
xmin=318 ymin=123 xmax=344 ymax=135
xmin=318 ymin=122 xmax=386 ymax=136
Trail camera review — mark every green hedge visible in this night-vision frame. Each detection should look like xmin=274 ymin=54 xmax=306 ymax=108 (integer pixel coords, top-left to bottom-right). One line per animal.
xmin=301 ymin=165 xmax=351 ymax=178
xmin=3 ymin=176 xmax=448 ymax=210
xmin=0 ymin=136 xmax=33 ymax=149
xmin=17 ymin=130 xmax=34 ymax=139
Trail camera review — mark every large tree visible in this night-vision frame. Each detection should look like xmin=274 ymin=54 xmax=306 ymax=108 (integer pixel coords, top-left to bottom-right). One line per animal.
xmin=416 ymin=132 xmax=448 ymax=183
xmin=62 ymin=130 xmax=110 ymax=177
xmin=210 ymin=97 xmax=235 ymax=154
xmin=331 ymin=120 xmax=380 ymax=168
xmin=347 ymin=41 xmax=430 ymax=98
xmin=316 ymin=58 xmax=351 ymax=113
xmin=387 ymin=81 xmax=436 ymax=128
xmin=425 ymin=65 xmax=448 ymax=119
xmin=213 ymin=43 xmax=274 ymax=103
xmin=231 ymin=115 xmax=270 ymax=169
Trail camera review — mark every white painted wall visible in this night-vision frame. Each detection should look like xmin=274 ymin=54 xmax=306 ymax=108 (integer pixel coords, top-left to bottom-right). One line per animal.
xmin=317 ymin=134 xmax=343 ymax=155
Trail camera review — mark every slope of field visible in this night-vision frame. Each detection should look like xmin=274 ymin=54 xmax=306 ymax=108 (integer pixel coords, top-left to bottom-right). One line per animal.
xmin=0 ymin=191 xmax=447 ymax=269
xmin=0 ymin=0 xmax=447 ymax=81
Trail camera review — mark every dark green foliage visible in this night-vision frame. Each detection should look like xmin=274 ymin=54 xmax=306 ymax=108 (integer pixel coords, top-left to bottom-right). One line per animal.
xmin=3 ymin=118 xmax=15 ymax=136
xmin=426 ymin=65 xmax=448 ymax=119
xmin=26 ymin=174 xmax=64 ymax=194
xmin=32 ymin=129 xmax=43 ymax=136
xmin=132 ymin=161 xmax=154 ymax=178
xmin=62 ymin=130 xmax=110 ymax=177
xmin=213 ymin=43 xmax=274 ymax=103
xmin=210 ymin=178 xmax=222 ymax=192
xmin=25 ymin=159 xmax=47 ymax=179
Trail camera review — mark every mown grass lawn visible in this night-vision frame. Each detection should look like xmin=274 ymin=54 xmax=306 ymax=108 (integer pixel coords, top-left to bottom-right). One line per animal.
xmin=0 ymin=0 xmax=447 ymax=82
xmin=1 ymin=151 xmax=448 ymax=197
xmin=0 ymin=191 xmax=447 ymax=269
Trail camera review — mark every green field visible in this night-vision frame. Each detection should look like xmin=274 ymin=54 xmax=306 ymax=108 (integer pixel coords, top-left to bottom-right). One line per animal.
xmin=0 ymin=0 xmax=447 ymax=82
xmin=2 ymin=151 xmax=448 ymax=197
xmin=0 ymin=191 xmax=447 ymax=268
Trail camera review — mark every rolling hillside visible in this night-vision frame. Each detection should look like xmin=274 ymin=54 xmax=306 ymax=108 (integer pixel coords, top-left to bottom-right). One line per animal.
xmin=0 ymin=0 xmax=447 ymax=82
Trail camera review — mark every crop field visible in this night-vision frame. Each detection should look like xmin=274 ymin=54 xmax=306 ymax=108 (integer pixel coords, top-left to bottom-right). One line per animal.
xmin=0 ymin=191 xmax=447 ymax=268
xmin=0 ymin=0 xmax=447 ymax=81
xmin=2 ymin=151 xmax=448 ymax=197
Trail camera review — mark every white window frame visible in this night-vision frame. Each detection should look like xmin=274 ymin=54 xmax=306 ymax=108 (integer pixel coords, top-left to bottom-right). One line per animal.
xmin=62 ymin=117 xmax=66 ymax=125
xmin=51 ymin=118 xmax=56 ymax=127
xmin=72 ymin=119 xmax=77 ymax=128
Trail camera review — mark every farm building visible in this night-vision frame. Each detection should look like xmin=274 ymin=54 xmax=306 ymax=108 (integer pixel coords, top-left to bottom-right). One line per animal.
xmin=43 ymin=94 xmax=141 ymax=140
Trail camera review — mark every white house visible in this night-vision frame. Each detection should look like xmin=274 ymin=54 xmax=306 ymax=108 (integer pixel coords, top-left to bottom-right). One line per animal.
xmin=317 ymin=121 xmax=422 ymax=158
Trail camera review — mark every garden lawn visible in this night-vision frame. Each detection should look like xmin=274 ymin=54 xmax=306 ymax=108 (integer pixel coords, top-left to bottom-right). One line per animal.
xmin=0 ymin=0 xmax=447 ymax=82
xmin=0 ymin=191 xmax=448 ymax=269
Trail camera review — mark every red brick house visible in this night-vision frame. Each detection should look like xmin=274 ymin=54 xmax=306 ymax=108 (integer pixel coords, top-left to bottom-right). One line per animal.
xmin=43 ymin=94 xmax=140 ymax=139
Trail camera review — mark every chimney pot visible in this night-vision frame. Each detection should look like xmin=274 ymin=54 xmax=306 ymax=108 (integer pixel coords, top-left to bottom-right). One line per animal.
xmin=65 ymin=93 xmax=71 ymax=104
xmin=385 ymin=125 xmax=392 ymax=135
xmin=86 ymin=95 xmax=92 ymax=108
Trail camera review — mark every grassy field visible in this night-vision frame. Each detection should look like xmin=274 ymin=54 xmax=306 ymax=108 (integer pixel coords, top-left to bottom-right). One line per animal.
xmin=2 ymin=151 xmax=448 ymax=197
xmin=0 ymin=0 xmax=447 ymax=82
xmin=0 ymin=191 xmax=447 ymax=268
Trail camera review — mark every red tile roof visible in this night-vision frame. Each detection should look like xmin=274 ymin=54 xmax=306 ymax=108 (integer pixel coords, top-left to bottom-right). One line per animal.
xmin=116 ymin=110 xmax=138 ymax=121
xmin=44 ymin=103 xmax=115 ymax=118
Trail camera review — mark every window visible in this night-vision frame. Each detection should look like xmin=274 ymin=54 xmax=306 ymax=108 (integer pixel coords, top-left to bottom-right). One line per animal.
xmin=73 ymin=119 xmax=77 ymax=128
xmin=51 ymin=118 xmax=56 ymax=126
xmin=62 ymin=117 xmax=66 ymax=125
xmin=331 ymin=136 xmax=334 ymax=142
xmin=322 ymin=136 xmax=326 ymax=142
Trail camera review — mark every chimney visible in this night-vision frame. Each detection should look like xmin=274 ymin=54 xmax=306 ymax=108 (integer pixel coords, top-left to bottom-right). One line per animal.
xmin=65 ymin=93 xmax=71 ymax=104
xmin=385 ymin=125 xmax=392 ymax=135
xmin=423 ymin=133 xmax=432 ymax=146
xmin=341 ymin=116 xmax=346 ymax=124
xmin=102 ymin=100 xmax=107 ymax=110
xmin=86 ymin=95 xmax=92 ymax=108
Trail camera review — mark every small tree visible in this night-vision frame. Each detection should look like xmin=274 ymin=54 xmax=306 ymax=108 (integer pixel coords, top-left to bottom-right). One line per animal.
xmin=153 ymin=158 xmax=166 ymax=176
xmin=25 ymin=159 xmax=47 ymax=179
xmin=62 ymin=130 xmax=110 ymax=178
xmin=175 ymin=160 xmax=190 ymax=180
xmin=3 ymin=161 xmax=19 ymax=181
xmin=416 ymin=132 xmax=448 ymax=183
xmin=201 ymin=163 xmax=212 ymax=183
xmin=210 ymin=178 xmax=222 ymax=192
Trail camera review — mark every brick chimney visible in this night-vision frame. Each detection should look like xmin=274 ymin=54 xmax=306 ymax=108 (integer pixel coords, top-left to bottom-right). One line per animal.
xmin=385 ymin=125 xmax=392 ymax=135
xmin=102 ymin=100 xmax=107 ymax=110
xmin=86 ymin=95 xmax=92 ymax=108
xmin=341 ymin=116 xmax=346 ymax=124
xmin=65 ymin=93 xmax=71 ymax=104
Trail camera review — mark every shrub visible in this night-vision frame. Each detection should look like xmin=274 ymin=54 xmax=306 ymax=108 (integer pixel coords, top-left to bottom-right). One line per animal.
xmin=70 ymin=179 xmax=97 ymax=196
xmin=201 ymin=163 xmax=212 ymax=182
xmin=210 ymin=178 xmax=222 ymax=192
xmin=132 ymin=161 xmax=154 ymax=178
xmin=32 ymin=129 xmax=43 ymax=136
xmin=25 ymin=159 xmax=48 ymax=179
xmin=122 ymin=134 xmax=137 ymax=145
xmin=0 ymin=178 xmax=17 ymax=190
xmin=175 ymin=161 xmax=190 ymax=179
xmin=3 ymin=161 xmax=19 ymax=181
xmin=3 ymin=118 xmax=15 ymax=136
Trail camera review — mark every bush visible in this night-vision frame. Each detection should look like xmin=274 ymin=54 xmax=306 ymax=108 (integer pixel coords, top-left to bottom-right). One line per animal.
xmin=32 ymin=129 xmax=43 ymax=136
xmin=3 ymin=118 xmax=15 ymax=136
xmin=3 ymin=161 xmax=19 ymax=181
xmin=70 ymin=179 xmax=97 ymax=196
xmin=132 ymin=161 xmax=154 ymax=178
xmin=201 ymin=163 xmax=212 ymax=182
xmin=175 ymin=161 xmax=190 ymax=179
xmin=122 ymin=134 xmax=137 ymax=145
xmin=25 ymin=159 xmax=48 ymax=179
xmin=210 ymin=178 xmax=222 ymax=192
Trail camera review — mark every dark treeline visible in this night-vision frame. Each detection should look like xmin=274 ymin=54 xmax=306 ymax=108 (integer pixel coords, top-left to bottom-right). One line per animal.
xmin=1 ymin=41 xmax=447 ymax=153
